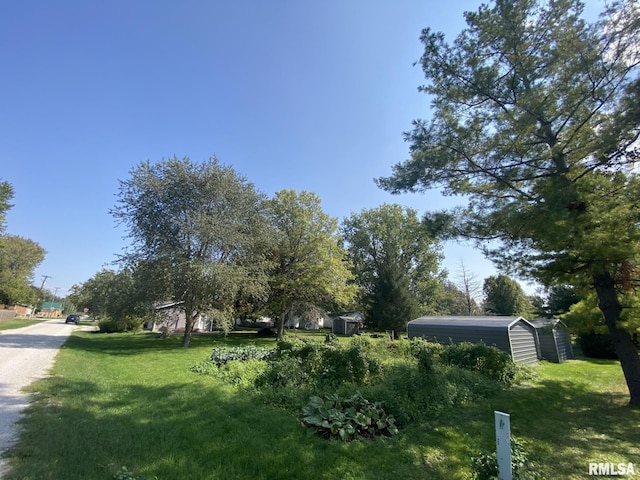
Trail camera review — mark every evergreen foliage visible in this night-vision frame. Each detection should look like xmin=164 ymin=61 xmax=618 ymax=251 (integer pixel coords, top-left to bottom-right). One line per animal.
xmin=376 ymin=0 xmax=640 ymax=404
xmin=342 ymin=204 xmax=444 ymax=337
xmin=483 ymin=274 xmax=531 ymax=316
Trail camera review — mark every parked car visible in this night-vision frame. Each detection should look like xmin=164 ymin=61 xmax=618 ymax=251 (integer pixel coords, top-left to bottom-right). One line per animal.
xmin=65 ymin=314 xmax=80 ymax=324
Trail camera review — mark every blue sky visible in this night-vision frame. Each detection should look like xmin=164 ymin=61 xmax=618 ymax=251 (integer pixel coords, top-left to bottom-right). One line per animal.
xmin=3 ymin=0 xmax=603 ymax=298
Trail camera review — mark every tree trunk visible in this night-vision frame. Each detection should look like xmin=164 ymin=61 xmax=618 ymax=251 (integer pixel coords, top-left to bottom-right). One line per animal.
xmin=276 ymin=313 xmax=285 ymax=341
xmin=593 ymin=272 xmax=640 ymax=406
xmin=182 ymin=309 xmax=197 ymax=347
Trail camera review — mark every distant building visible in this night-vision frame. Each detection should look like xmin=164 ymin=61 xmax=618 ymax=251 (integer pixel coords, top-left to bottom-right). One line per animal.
xmin=40 ymin=301 xmax=63 ymax=318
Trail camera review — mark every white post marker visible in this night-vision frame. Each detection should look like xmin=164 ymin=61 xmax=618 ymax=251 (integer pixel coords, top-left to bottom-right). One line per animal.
xmin=495 ymin=411 xmax=512 ymax=480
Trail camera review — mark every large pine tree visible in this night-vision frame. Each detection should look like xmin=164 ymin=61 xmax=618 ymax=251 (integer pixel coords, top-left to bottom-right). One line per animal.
xmin=378 ymin=0 xmax=640 ymax=404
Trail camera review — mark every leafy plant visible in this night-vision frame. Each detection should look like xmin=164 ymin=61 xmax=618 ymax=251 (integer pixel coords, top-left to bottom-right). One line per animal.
xmin=301 ymin=391 xmax=398 ymax=441
xmin=258 ymin=336 xmax=382 ymax=389
xmin=470 ymin=436 xmax=545 ymax=480
xmin=324 ymin=332 xmax=338 ymax=345
xmin=209 ymin=345 xmax=274 ymax=366
xmin=441 ymin=342 xmax=517 ymax=385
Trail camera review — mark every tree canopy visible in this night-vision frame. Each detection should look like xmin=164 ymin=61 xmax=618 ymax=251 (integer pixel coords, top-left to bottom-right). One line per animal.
xmin=342 ymin=203 xmax=444 ymax=337
xmin=0 ymin=182 xmax=45 ymax=307
xmin=0 ymin=234 xmax=46 ymax=305
xmin=483 ymin=274 xmax=531 ymax=316
xmin=377 ymin=0 xmax=640 ymax=404
xmin=112 ymin=156 xmax=270 ymax=346
xmin=264 ymin=189 xmax=357 ymax=339
xmin=0 ymin=180 xmax=13 ymax=234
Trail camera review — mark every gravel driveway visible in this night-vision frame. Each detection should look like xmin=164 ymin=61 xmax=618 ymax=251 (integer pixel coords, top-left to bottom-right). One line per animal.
xmin=0 ymin=319 xmax=82 ymax=477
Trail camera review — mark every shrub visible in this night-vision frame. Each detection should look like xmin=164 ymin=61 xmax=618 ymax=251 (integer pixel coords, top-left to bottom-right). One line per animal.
xmin=190 ymin=359 xmax=219 ymax=375
xmin=301 ymin=392 xmax=398 ymax=441
xmin=470 ymin=436 xmax=544 ymax=480
xmin=441 ymin=342 xmax=517 ymax=385
xmin=577 ymin=332 xmax=618 ymax=359
xmin=98 ymin=316 xmax=142 ymax=333
xmin=255 ymin=355 xmax=311 ymax=389
xmin=215 ymin=359 xmax=268 ymax=388
xmin=210 ymin=345 xmax=274 ymax=366
xmin=372 ymin=363 xmax=499 ymax=425
xmin=326 ymin=339 xmax=382 ymax=385
xmin=259 ymin=337 xmax=381 ymax=388
xmin=324 ymin=332 xmax=339 ymax=345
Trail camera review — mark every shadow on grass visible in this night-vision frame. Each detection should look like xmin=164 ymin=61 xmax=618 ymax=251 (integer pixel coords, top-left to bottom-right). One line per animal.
xmin=4 ymin=332 xmax=425 ymax=480
xmin=6 ymin=333 xmax=639 ymax=480
xmin=429 ymin=363 xmax=640 ymax=479
xmin=4 ymin=376 xmax=423 ymax=480
xmin=64 ymin=330 xmax=279 ymax=356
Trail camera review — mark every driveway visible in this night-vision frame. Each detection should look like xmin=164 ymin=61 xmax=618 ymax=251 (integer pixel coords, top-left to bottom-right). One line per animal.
xmin=0 ymin=319 xmax=84 ymax=477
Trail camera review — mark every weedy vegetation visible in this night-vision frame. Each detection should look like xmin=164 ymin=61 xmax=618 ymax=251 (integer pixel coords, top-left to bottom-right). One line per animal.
xmin=2 ymin=330 xmax=639 ymax=479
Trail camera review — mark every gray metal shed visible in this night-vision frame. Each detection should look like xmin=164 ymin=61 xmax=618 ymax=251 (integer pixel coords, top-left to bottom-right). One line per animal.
xmin=332 ymin=315 xmax=362 ymax=335
xmin=530 ymin=319 xmax=574 ymax=363
xmin=407 ymin=316 xmax=539 ymax=364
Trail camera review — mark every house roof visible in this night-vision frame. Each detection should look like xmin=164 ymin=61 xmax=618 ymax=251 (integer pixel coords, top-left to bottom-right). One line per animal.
xmin=408 ymin=316 xmax=533 ymax=330
xmin=155 ymin=301 xmax=185 ymax=310
xmin=41 ymin=301 xmax=63 ymax=309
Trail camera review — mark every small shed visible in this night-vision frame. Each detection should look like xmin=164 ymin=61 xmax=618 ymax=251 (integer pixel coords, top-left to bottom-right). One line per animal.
xmin=332 ymin=315 xmax=363 ymax=336
xmin=407 ymin=316 xmax=539 ymax=364
xmin=530 ymin=318 xmax=574 ymax=363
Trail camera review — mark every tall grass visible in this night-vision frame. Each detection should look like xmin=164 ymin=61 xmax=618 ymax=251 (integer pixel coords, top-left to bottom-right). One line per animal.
xmin=3 ymin=331 xmax=639 ymax=480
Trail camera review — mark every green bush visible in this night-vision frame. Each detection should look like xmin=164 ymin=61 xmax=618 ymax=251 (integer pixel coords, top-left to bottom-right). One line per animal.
xmin=216 ymin=359 xmax=268 ymax=388
xmin=577 ymin=332 xmax=618 ymax=359
xmin=470 ymin=436 xmax=545 ymax=480
xmin=372 ymin=363 xmax=499 ymax=425
xmin=259 ymin=337 xmax=381 ymax=389
xmin=209 ymin=345 xmax=274 ymax=366
xmin=193 ymin=335 xmax=520 ymax=431
xmin=324 ymin=332 xmax=339 ymax=345
xmin=98 ymin=316 xmax=142 ymax=333
xmin=255 ymin=355 xmax=311 ymax=389
xmin=301 ymin=392 xmax=398 ymax=441
xmin=441 ymin=342 xmax=517 ymax=385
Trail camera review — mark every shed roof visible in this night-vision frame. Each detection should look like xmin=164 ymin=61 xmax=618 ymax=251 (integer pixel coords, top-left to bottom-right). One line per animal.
xmin=529 ymin=318 xmax=568 ymax=329
xmin=409 ymin=316 xmax=533 ymax=330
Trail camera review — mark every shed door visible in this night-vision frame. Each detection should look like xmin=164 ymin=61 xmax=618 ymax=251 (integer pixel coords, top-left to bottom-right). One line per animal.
xmin=509 ymin=323 xmax=538 ymax=364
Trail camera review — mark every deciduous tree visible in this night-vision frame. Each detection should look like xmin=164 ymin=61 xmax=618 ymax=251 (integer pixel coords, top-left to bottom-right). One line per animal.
xmin=455 ymin=260 xmax=483 ymax=315
xmin=377 ymin=0 xmax=640 ymax=403
xmin=0 ymin=235 xmax=45 ymax=305
xmin=112 ymin=156 xmax=270 ymax=346
xmin=265 ymin=190 xmax=357 ymax=340
xmin=67 ymin=268 xmax=152 ymax=330
xmin=342 ymin=204 xmax=444 ymax=337
xmin=0 ymin=180 xmax=13 ymax=234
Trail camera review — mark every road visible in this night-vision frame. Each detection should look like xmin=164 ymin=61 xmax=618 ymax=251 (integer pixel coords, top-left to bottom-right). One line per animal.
xmin=0 ymin=319 xmax=80 ymax=477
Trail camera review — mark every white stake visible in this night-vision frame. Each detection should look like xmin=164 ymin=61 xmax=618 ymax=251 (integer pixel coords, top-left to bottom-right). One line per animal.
xmin=495 ymin=411 xmax=512 ymax=480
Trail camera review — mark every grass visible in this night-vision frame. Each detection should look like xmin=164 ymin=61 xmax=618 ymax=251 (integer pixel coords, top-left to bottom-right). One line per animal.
xmin=3 ymin=331 xmax=639 ymax=479
xmin=0 ymin=318 xmax=44 ymax=331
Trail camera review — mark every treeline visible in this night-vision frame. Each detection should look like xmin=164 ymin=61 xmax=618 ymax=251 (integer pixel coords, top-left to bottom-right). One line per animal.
xmin=66 ymin=157 xmax=564 ymax=345
xmin=0 ymin=180 xmax=47 ymax=308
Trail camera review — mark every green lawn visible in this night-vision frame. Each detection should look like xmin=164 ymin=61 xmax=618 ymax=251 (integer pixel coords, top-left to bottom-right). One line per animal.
xmin=3 ymin=331 xmax=639 ymax=479
xmin=0 ymin=318 xmax=44 ymax=331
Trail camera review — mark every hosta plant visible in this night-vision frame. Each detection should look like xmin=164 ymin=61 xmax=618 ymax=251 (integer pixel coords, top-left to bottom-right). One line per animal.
xmin=301 ymin=392 xmax=398 ymax=442
xmin=209 ymin=345 xmax=273 ymax=366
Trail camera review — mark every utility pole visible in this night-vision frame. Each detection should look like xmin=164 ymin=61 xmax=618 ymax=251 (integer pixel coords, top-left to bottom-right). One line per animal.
xmin=36 ymin=275 xmax=52 ymax=317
